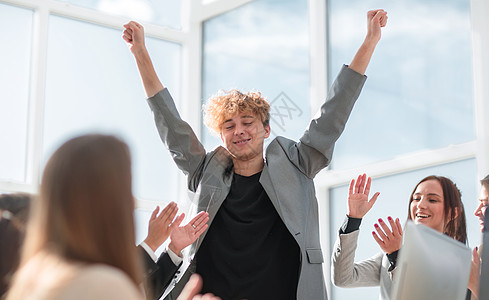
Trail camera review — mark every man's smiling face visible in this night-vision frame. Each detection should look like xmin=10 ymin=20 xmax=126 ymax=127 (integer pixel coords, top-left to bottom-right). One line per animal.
xmin=220 ymin=111 xmax=270 ymax=162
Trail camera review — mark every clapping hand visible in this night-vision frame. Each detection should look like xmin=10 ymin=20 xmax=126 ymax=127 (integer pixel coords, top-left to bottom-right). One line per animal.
xmin=372 ymin=216 xmax=403 ymax=254
xmin=144 ymin=202 xmax=184 ymax=252
xmin=169 ymin=211 xmax=209 ymax=257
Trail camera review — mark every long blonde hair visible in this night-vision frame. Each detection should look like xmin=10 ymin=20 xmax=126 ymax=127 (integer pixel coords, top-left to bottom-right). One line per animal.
xmin=20 ymin=134 xmax=142 ymax=285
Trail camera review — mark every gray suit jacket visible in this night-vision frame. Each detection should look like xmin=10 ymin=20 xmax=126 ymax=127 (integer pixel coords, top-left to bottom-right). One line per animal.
xmin=331 ymin=230 xmax=394 ymax=300
xmin=147 ymin=65 xmax=366 ymax=300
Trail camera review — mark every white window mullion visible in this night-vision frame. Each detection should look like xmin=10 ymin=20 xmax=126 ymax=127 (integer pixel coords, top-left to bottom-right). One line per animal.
xmin=24 ymin=4 xmax=49 ymax=192
xmin=470 ymin=0 xmax=489 ymax=179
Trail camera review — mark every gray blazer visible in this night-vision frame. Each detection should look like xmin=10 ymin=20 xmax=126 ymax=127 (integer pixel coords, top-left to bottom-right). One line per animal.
xmin=147 ymin=65 xmax=366 ymax=300
xmin=331 ymin=230 xmax=394 ymax=300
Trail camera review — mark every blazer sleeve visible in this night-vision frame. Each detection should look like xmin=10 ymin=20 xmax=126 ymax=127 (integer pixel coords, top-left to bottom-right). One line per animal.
xmin=139 ymin=246 xmax=180 ymax=300
xmin=147 ymin=89 xmax=207 ymax=191
xmin=285 ymin=65 xmax=366 ymax=178
xmin=331 ymin=229 xmax=383 ymax=288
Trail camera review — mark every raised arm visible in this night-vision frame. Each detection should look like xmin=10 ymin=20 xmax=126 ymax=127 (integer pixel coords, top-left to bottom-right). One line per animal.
xmin=349 ymin=9 xmax=388 ymax=75
xmin=123 ymin=21 xmax=164 ymax=98
xmin=291 ymin=10 xmax=388 ymax=178
xmin=331 ymin=174 xmax=383 ymax=287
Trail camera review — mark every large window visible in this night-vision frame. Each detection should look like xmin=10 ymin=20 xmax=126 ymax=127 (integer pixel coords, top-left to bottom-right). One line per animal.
xmin=0 ymin=3 xmax=33 ymax=183
xmin=43 ymin=15 xmax=181 ymax=201
xmin=326 ymin=1 xmax=479 ymax=299
xmin=202 ymin=0 xmax=310 ymax=149
xmin=329 ymin=0 xmax=474 ymax=170
xmin=1 ymin=1 xmax=489 ymax=299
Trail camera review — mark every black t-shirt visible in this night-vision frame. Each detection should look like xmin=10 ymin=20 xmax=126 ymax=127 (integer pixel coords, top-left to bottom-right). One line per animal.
xmin=196 ymin=171 xmax=300 ymax=300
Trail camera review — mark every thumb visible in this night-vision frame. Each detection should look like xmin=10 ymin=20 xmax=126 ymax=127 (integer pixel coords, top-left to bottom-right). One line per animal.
xmin=368 ymin=192 xmax=380 ymax=209
xmin=150 ymin=206 xmax=160 ymax=221
xmin=177 ymin=274 xmax=203 ymax=300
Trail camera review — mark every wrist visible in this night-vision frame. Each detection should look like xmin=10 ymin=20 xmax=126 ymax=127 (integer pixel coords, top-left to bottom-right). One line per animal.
xmin=362 ymin=37 xmax=379 ymax=50
xmin=168 ymin=243 xmax=182 ymax=257
xmin=143 ymin=238 xmax=158 ymax=252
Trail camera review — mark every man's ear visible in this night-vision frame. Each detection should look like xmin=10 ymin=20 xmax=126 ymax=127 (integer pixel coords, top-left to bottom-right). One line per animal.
xmin=264 ymin=124 xmax=271 ymax=138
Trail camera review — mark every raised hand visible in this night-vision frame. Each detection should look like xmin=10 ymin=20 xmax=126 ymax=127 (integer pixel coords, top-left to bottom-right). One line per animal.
xmin=372 ymin=216 xmax=403 ymax=254
xmin=366 ymin=9 xmax=388 ymax=45
xmin=169 ymin=211 xmax=210 ymax=257
xmin=144 ymin=202 xmax=184 ymax=252
xmin=347 ymin=173 xmax=380 ymax=219
xmin=349 ymin=9 xmax=388 ymax=75
xmin=122 ymin=21 xmax=146 ymax=54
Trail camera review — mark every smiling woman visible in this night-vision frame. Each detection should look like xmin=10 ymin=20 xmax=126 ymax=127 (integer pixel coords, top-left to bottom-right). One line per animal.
xmin=331 ymin=174 xmax=468 ymax=300
xmin=407 ymin=175 xmax=467 ymax=243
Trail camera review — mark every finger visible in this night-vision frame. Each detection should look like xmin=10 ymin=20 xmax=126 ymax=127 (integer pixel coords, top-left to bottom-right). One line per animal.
xmin=364 ymin=176 xmax=372 ymax=195
xmin=373 ymin=10 xmax=386 ymax=24
xmin=354 ymin=174 xmax=362 ymax=193
xmin=150 ymin=206 xmax=160 ymax=221
xmin=159 ymin=202 xmax=177 ymax=221
xmin=170 ymin=213 xmax=185 ymax=230
xmin=378 ymin=218 xmax=393 ymax=237
xmin=192 ymin=212 xmax=209 ymax=227
xmin=386 ymin=216 xmax=398 ymax=237
xmin=131 ymin=20 xmax=143 ymax=29
xmin=368 ymin=192 xmax=380 ymax=210
xmin=372 ymin=231 xmax=385 ymax=247
xmin=122 ymin=35 xmax=132 ymax=43
xmin=360 ymin=173 xmax=367 ymax=193
xmin=177 ymin=274 xmax=203 ymax=300
xmin=194 ymin=224 xmax=208 ymax=238
xmin=123 ymin=31 xmax=132 ymax=41
xmin=395 ymin=218 xmax=403 ymax=236
xmin=348 ymin=179 xmax=355 ymax=196
xmin=380 ymin=14 xmax=388 ymax=27
xmin=194 ymin=216 xmax=209 ymax=231
xmin=374 ymin=221 xmax=389 ymax=241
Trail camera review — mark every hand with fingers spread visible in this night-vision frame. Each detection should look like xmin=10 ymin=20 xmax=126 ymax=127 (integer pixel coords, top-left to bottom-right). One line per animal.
xmin=144 ymin=202 xmax=184 ymax=252
xmin=347 ymin=173 xmax=380 ymax=219
xmin=372 ymin=216 xmax=403 ymax=254
xmin=169 ymin=211 xmax=210 ymax=257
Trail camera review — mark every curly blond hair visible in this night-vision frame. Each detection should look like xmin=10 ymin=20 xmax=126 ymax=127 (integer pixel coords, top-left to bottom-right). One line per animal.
xmin=203 ymin=89 xmax=271 ymax=135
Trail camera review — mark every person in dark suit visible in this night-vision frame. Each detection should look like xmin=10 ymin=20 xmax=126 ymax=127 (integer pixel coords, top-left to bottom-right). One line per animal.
xmin=139 ymin=203 xmax=209 ymax=300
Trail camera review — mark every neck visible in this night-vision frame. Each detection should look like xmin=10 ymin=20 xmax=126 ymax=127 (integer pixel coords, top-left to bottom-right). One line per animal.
xmin=232 ymin=156 xmax=265 ymax=176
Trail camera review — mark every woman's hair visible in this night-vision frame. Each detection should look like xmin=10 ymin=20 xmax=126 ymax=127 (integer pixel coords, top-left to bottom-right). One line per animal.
xmin=407 ymin=175 xmax=467 ymax=244
xmin=20 ymin=134 xmax=141 ymax=285
xmin=203 ymin=89 xmax=271 ymax=135
xmin=481 ymin=174 xmax=489 ymax=192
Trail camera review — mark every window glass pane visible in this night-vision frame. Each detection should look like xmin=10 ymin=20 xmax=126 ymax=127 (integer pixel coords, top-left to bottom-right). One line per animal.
xmin=328 ymin=0 xmax=474 ymax=169
xmin=0 ymin=3 xmax=32 ymax=182
xmin=44 ymin=15 xmax=181 ymax=202
xmin=202 ymin=0 xmax=310 ymax=148
xmin=57 ymin=0 xmax=181 ymax=29
xmin=329 ymin=159 xmax=478 ymax=300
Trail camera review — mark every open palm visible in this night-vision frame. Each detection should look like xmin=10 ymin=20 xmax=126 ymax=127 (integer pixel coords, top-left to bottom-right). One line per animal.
xmin=347 ymin=174 xmax=380 ymax=218
xmin=169 ymin=211 xmax=209 ymax=256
